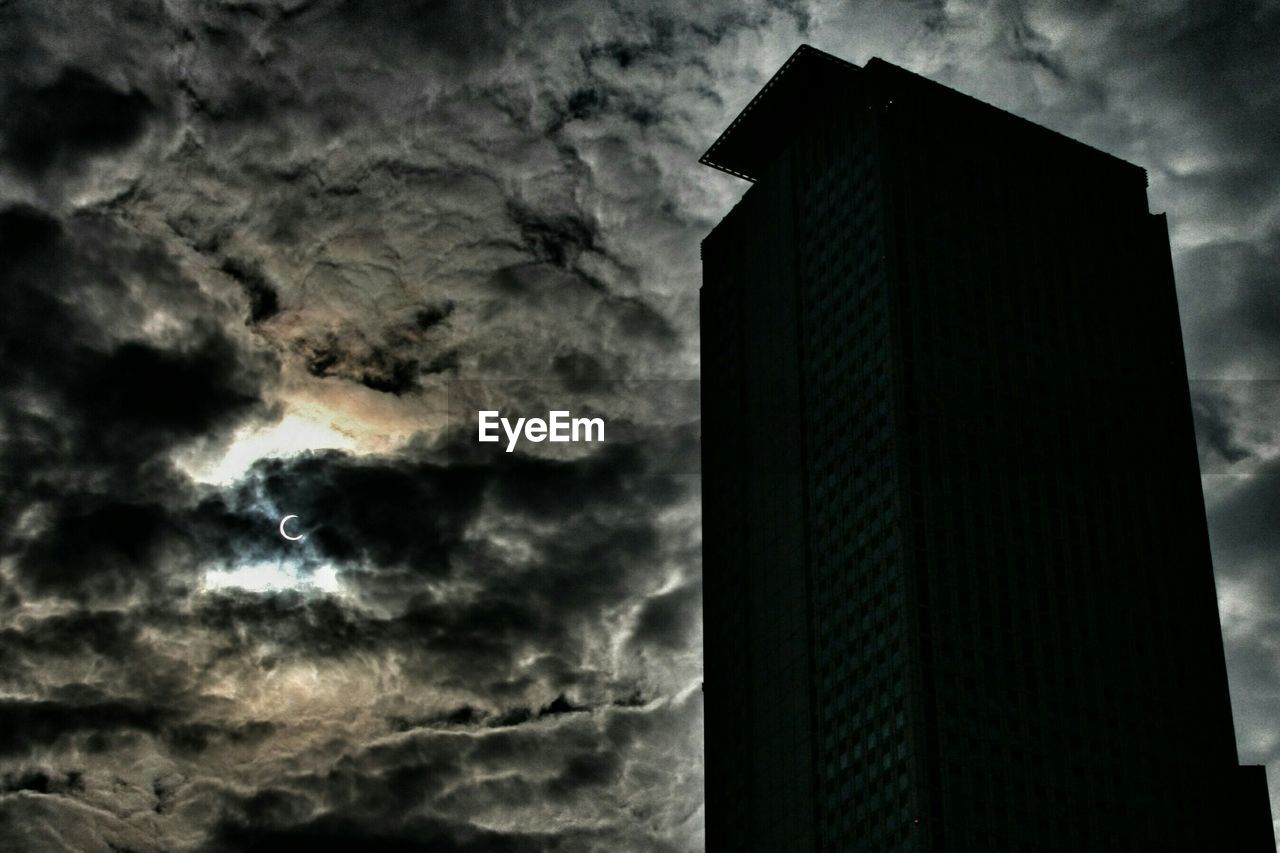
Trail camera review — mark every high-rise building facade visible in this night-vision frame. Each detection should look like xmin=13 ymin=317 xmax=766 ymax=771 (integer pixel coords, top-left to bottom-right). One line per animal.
xmin=700 ymin=46 xmax=1275 ymax=852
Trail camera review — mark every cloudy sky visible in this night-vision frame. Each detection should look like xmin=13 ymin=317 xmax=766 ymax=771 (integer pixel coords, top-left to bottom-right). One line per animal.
xmin=0 ymin=0 xmax=1277 ymax=849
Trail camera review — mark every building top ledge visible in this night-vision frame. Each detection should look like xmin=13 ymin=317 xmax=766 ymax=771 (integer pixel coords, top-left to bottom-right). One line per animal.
xmin=699 ymin=44 xmax=859 ymax=182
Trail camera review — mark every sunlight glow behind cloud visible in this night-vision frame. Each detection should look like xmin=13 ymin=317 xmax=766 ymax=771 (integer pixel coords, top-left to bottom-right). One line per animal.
xmin=178 ymin=411 xmax=361 ymax=486
xmin=203 ymin=561 xmax=341 ymax=594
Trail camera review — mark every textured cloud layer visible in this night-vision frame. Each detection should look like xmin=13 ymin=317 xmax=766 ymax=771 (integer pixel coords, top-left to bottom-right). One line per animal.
xmin=1 ymin=0 xmax=1277 ymax=849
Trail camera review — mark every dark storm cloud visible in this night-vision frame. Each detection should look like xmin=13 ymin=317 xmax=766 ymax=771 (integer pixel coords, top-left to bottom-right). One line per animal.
xmin=65 ymin=338 xmax=260 ymax=460
xmin=306 ymin=0 xmax=556 ymax=65
xmin=1204 ymin=455 xmax=1280 ymax=770
xmin=2 ymin=0 xmax=1275 ymax=849
xmin=8 ymin=0 xmax=715 ymax=840
xmin=629 ymin=581 xmax=701 ymax=651
xmin=221 ymin=257 xmax=282 ymax=325
xmin=1132 ymin=5 xmax=1280 ymax=214
xmin=0 ymin=769 xmax=84 ymax=796
xmin=507 ymin=200 xmax=601 ymax=270
xmin=414 ymin=299 xmax=456 ymax=331
xmin=0 ymin=697 xmax=169 ymax=757
xmin=238 ymin=450 xmax=487 ymax=575
xmin=0 ymin=67 xmax=152 ymax=179
xmin=1209 ymin=456 xmax=1280 ymax=579
xmin=201 ymin=692 xmax=700 ymax=853
xmin=176 ymin=435 xmax=692 ymax=694
xmin=388 ymin=704 xmax=484 ymax=731
xmin=298 ymin=330 xmax=457 ymax=395
xmin=486 ymin=263 xmax=680 ymax=355
xmin=18 ymin=500 xmax=187 ymax=596
xmin=1191 ymin=385 xmax=1252 ymax=470
xmin=164 ymin=719 xmax=279 ymax=755
xmin=1179 ymin=233 xmax=1280 ymax=377
xmin=132 ymin=0 xmax=711 ymax=396
xmin=0 ymin=609 xmax=141 ymax=664
xmin=0 ymin=201 xmax=275 ymax=600
xmin=552 ymin=350 xmax=612 ymax=385
xmin=0 ymin=206 xmax=269 ymax=455
xmin=206 ymin=813 xmax=575 ymax=853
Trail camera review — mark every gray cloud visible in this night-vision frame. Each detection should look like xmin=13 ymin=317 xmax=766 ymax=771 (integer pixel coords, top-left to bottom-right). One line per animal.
xmin=0 ymin=0 xmax=1277 ymax=848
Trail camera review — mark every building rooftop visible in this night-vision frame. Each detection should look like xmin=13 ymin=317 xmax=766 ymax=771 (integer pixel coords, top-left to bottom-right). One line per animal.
xmin=698 ymin=45 xmax=860 ymax=182
xmin=700 ymin=45 xmax=1146 ymax=186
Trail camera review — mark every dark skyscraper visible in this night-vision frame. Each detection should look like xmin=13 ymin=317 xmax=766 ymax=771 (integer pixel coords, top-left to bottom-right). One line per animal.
xmin=700 ymin=45 xmax=1275 ymax=852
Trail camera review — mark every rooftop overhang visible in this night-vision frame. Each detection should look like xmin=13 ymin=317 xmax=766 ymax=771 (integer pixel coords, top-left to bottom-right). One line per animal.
xmin=699 ymin=44 xmax=860 ymax=182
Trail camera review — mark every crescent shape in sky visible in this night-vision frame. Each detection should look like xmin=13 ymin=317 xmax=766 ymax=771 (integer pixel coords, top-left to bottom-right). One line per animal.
xmin=279 ymin=514 xmax=304 ymax=541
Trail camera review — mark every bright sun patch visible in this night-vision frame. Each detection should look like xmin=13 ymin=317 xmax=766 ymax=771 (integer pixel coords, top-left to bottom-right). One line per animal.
xmin=203 ymin=561 xmax=341 ymax=594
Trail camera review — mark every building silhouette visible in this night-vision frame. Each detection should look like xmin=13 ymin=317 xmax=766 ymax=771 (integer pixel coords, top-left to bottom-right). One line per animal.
xmin=700 ymin=45 xmax=1275 ymax=852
